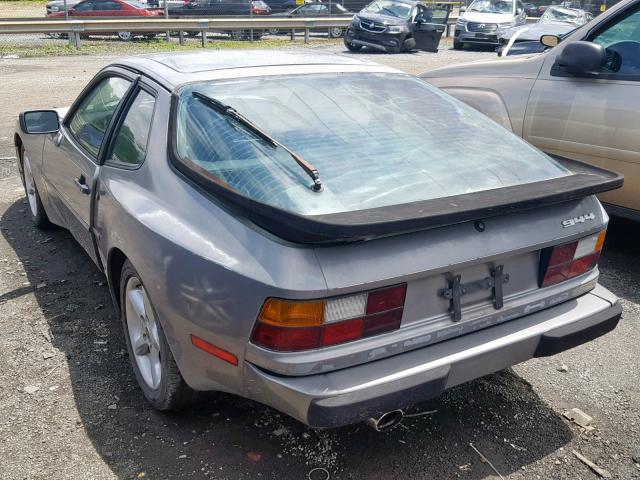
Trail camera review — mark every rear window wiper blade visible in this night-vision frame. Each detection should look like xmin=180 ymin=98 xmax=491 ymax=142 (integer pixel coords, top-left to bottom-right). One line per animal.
xmin=192 ymin=92 xmax=322 ymax=192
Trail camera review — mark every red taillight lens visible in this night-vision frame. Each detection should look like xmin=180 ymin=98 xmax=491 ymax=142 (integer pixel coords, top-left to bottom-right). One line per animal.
xmin=251 ymin=284 xmax=406 ymax=352
xmin=540 ymin=230 xmax=606 ymax=287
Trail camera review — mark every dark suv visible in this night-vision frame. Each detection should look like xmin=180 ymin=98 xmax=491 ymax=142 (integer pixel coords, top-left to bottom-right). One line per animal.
xmin=344 ymin=0 xmax=449 ymax=53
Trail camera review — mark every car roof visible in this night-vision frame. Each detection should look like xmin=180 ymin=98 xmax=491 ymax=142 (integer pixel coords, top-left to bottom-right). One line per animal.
xmin=113 ymin=50 xmax=401 ymax=90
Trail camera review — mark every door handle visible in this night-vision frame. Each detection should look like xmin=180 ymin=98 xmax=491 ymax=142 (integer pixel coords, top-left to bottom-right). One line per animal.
xmin=75 ymin=175 xmax=90 ymax=195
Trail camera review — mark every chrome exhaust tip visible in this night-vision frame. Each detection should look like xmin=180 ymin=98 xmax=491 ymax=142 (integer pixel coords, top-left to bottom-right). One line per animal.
xmin=366 ymin=410 xmax=404 ymax=432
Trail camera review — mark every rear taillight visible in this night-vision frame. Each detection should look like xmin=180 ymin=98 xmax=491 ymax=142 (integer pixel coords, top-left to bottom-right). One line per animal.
xmin=251 ymin=284 xmax=406 ymax=352
xmin=540 ymin=230 xmax=606 ymax=287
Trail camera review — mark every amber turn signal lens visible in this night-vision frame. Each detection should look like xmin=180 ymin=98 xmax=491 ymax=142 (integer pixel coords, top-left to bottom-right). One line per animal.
xmin=258 ymin=298 xmax=324 ymax=327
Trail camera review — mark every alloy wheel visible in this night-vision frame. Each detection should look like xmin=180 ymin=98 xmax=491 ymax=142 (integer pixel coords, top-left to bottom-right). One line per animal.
xmin=125 ymin=277 xmax=162 ymax=390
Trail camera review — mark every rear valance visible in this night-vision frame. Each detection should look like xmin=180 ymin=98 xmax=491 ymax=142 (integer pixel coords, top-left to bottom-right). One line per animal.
xmin=172 ymin=155 xmax=622 ymax=245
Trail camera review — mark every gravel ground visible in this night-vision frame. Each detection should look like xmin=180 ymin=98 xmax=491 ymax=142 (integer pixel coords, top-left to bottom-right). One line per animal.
xmin=0 ymin=46 xmax=639 ymax=480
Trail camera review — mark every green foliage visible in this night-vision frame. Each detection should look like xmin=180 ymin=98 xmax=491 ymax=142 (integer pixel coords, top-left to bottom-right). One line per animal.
xmin=0 ymin=37 xmax=341 ymax=58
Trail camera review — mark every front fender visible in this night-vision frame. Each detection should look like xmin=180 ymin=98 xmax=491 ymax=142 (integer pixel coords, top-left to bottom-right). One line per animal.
xmin=437 ymin=87 xmax=514 ymax=132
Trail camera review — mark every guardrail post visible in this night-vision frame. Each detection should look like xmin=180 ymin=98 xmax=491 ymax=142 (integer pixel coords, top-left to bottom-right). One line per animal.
xmin=72 ymin=31 xmax=81 ymax=49
xmin=304 ymin=27 xmax=309 ymax=43
xmin=290 ymin=29 xmax=295 ymax=41
xmin=201 ymin=29 xmax=206 ymax=47
xmin=178 ymin=30 xmax=184 ymax=45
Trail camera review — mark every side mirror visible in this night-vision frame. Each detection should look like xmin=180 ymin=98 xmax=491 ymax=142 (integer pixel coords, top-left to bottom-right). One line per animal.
xmin=554 ymin=41 xmax=606 ymax=76
xmin=540 ymin=34 xmax=560 ymax=48
xmin=20 ymin=110 xmax=60 ymax=134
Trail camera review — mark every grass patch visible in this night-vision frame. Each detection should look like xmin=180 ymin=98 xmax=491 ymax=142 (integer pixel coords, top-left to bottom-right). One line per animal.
xmin=0 ymin=36 xmax=343 ymax=58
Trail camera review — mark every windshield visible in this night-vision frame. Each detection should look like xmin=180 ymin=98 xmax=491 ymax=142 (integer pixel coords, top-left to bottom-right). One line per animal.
xmin=173 ymin=73 xmax=568 ymax=216
xmin=540 ymin=6 xmax=583 ymax=25
xmin=468 ymin=0 xmax=514 ymax=14
xmin=362 ymin=0 xmax=412 ymax=18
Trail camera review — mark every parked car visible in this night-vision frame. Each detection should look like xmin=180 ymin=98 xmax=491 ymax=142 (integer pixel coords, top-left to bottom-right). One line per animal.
xmin=497 ymin=6 xmax=592 ymax=55
xmin=344 ymin=0 xmax=450 ymax=53
xmin=424 ymin=0 xmax=639 ymax=219
xmin=169 ymin=0 xmax=269 ymax=16
xmin=522 ymin=1 xmax=539 ymax=15
xmin=262 ymin=0 xmax=297 ymax=13
xmin=454 ymin=0 xmax=527 ymax=49
xmin=269 ymin=2 xmax=352 ymax=38
xmin=46 ymin=0 xmax=83 ymax=15
xmin=169 ymin=0 xmax=271 ymax=39
xmin=47 ymin=0 xmax=164 ymax=41
xmin=15 ymin=51 xmax=622 ymax=429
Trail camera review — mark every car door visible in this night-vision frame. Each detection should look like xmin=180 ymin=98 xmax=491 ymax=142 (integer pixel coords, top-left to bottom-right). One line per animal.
xmin=523 ymin=4 xmax=640 ymax=215
xmin=93 ymin=82 xmax=158 ymax=267
xmin=42 ymin=72 xmax=133 ymax=263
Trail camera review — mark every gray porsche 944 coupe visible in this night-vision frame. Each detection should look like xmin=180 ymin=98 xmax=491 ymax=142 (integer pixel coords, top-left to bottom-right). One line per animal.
xmin=15 ymin=51 xmax=623 ymax=430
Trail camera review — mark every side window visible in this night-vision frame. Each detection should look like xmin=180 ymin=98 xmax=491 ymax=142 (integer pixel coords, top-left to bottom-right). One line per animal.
xmin=68 ymin=76 xmax=131 ymax=158
xmin=107 ymin=89 xmax=156 ymax=167
xmin=98 ymin=1 xmax=123 ymax=10
xmin=591 ymin=8 xmax=640 ymax=76
xmin=74 ymin=1 xmax=95 ymax=11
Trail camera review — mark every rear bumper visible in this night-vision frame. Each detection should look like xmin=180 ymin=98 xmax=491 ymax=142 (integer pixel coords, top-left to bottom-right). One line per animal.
xmin=244 ymin=284 xmax=621 ymax=428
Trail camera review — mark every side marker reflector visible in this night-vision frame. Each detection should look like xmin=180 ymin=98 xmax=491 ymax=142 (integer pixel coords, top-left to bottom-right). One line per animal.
xmin=191 ymin=334 xmax=238 ymax=366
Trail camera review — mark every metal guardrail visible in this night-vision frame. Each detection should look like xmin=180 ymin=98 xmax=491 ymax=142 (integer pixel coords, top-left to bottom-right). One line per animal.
xmin=0 ymin=15 xmax=540 ymax=48
xmin=0 ymin=16 xmax=353 ymax=34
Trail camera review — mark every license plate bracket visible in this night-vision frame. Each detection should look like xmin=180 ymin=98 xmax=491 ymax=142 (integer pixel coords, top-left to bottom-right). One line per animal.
xmin=439 ymin=265 xmax=510 ymax=322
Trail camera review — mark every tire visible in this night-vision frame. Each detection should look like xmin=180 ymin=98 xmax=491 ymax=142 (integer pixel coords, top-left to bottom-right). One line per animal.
xmin=143 ymin=33 xmax=156 ymax=41
xmin=117 ymin=31 xmax=132 ymax=41
xmin=20 ymin=146 xmax=52 ymax=229
xmin=229 ymin=30 xmax=261 ymax=41
xmin=120 ymin=260 xmax=196 ymax=411
xmin=453 ymin=39 xmax=463 ymax=50
xmin=268 ymin=28 xmax=280 ymax=35
xmin=344 ymin=39 xmax=362 ymax=52
xmin=328 ymin=27 xmax=344 ymax=38
xmin=186 ymin=31 xmax=200 ymax=37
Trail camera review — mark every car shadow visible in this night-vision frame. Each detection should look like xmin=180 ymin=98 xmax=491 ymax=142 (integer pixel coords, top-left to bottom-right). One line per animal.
xmin=1 ymin=198 xmax=575 ymax=479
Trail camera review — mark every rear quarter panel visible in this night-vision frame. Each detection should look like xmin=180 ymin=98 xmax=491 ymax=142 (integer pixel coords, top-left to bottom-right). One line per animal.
xmin=94 ymin=90 xmax=329 ymax=392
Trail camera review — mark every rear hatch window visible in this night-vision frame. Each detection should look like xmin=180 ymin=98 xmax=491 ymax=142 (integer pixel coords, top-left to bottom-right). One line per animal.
xmin=173 ymin=72 xmax=569 ymax=216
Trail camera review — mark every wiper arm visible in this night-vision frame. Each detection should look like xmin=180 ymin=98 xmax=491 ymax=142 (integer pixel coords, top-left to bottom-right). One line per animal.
xmin=380 ymin=6 xmax=398 ymax=16
xmin=192 ymin=92 xmax=322 ymax=192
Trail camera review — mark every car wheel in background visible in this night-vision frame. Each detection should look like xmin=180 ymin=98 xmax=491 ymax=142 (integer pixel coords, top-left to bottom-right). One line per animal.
xmin=229 ymin=30 xmax=262 ymax=41
xmin=453 ymin=39 xmax=463 ymax=50
xmin=186 ymin=31 xmax=200 ymax=37
xmin=328 ymin=27 xmax=344 ymax=38
xmin=120 ymin=260 xmax=196 ymax=411
xmin=344 ymin=38 xmax=362 ymax=51
xmin=118 ymin=31 xmax=133 ymax=41
xmin=268 ymin=28 xmax=280 ymax=35
xmin=20 ymin=147 xmax=52 ymax=229
xmin=143 ymin=33 xmax=156 ymax=40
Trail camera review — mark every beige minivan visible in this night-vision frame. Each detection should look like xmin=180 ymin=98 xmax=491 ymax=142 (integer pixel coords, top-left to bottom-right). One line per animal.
xmin=423 ymin=0 xmax=639 ymax=219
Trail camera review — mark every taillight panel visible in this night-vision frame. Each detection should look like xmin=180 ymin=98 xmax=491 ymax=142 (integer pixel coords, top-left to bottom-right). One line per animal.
xmin=251 ymin=284 xmax=406 ymax=352
xmin=540 ymin=230 xmax=606 ymax=287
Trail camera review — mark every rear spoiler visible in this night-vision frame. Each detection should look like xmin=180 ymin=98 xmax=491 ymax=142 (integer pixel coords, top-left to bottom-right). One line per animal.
xmin=173 ymin=155 xmax=623 ymax=245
